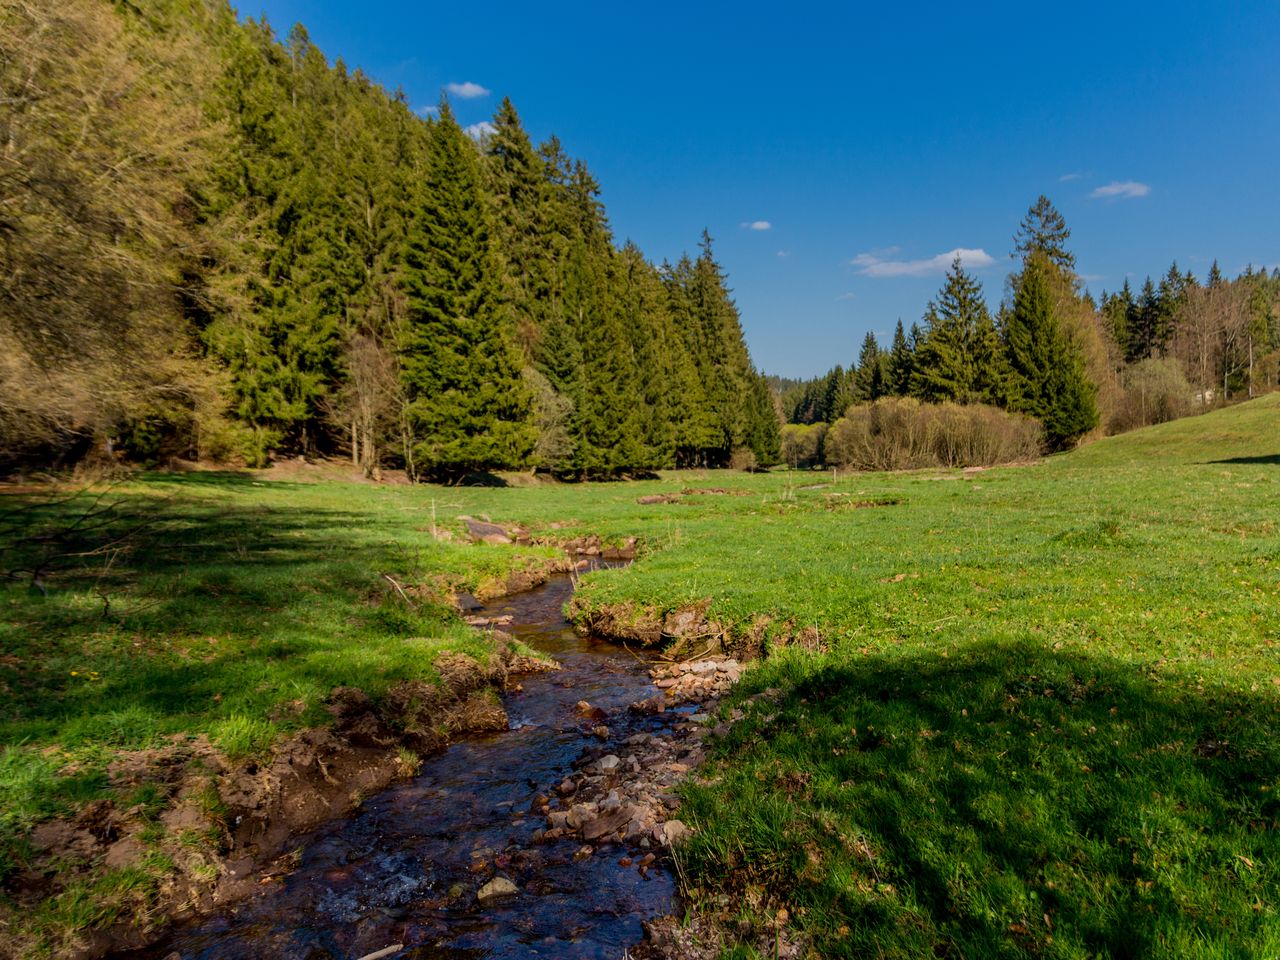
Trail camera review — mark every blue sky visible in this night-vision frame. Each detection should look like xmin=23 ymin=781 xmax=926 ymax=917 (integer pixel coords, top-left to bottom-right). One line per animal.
xmin=242 ymin=1 xmax=1280 ymax=379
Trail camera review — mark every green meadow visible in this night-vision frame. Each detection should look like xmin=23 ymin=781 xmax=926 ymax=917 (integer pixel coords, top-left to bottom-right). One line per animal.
xmin=1 ymin=395 xmax=1277 ymax=956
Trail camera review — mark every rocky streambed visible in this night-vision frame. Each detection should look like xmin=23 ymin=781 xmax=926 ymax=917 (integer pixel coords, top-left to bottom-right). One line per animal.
xmin=127 ymin=572 xmax=744 ymax=960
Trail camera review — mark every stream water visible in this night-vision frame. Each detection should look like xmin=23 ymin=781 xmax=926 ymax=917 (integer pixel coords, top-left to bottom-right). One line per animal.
xmin=136 ymin=573 xmax=686 ymax=959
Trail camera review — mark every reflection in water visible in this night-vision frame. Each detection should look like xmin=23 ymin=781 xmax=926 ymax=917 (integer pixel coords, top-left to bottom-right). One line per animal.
xmin=134 ymin=575 xmax=681 ymax=959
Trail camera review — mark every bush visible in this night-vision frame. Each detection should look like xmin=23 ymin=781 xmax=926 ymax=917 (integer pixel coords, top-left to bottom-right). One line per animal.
xmin=1109 ymin=357 xmax=1195 ymax=434
xmin=826 ymin=397 xmax=1042 ymax=471
xmin=728 ymin=446 xmax=758 ymax=472
xmin=781 ymin=423 xmax=827 ymax=468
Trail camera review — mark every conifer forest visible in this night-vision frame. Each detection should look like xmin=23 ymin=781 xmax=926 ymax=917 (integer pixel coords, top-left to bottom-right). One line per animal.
xmin=5 ymin=1 xmax=1276 ymax=481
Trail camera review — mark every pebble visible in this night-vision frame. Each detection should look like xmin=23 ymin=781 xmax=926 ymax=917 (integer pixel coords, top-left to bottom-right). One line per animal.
xmin=477 ymin=876 xmax=518 ymax=902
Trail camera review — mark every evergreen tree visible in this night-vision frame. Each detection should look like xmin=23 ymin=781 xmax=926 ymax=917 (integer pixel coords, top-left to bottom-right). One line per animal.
xmin=1013 ymin=195 xmax=1075 ymax=273
xmin=484 ymin=97 xmax=554 ymax=356
xmin=399 ymin=99 xmax=535 ymax=477
xmin=1003 ymin=255 xmax=1098 ymax=448
xmin=1129 ymin=276 xmax=1161 ymax=361
xmin=910 ymin=256 xmax=1000 ymax=403
xmin=886 ymin=320 xmax=914 ymax=396
xmin=852 ymin=332 xmax=886 ymax=402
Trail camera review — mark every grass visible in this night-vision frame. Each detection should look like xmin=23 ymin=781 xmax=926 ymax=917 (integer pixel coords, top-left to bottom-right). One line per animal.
xmin=1 ymin=395 xmax=1277 ymax=956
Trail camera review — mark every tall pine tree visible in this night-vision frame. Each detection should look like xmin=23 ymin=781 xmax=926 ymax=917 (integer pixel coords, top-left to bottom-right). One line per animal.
xmin=399 ymin=99 xmax=535 ymax=477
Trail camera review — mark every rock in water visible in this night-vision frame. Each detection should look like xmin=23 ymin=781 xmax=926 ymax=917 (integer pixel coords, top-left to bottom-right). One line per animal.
xmin=477 ymin=876 xmax=518 ymax=902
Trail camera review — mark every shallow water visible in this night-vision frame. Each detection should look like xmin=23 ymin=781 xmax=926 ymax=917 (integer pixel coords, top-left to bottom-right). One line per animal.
xmin=134 ymin=574 xmax=684 ymax=959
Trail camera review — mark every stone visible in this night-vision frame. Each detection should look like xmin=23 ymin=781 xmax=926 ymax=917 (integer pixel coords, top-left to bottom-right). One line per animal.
xmin=582 ymin=804 xmax=636 ymax=841
xmin=592 ymin=725 xmax=610 ymax=740
xmin=655 ymin=819 xmax=692 ymax=847
xmin=597 ymin=754 xmax=620 ymax=772
xmin=477 ymin=876 xmax=518 ymax=902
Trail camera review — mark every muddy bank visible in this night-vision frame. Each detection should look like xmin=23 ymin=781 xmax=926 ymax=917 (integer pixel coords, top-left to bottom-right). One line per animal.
xmin=2 ymin=640 xmax=549 ymax=960
xmin=569 ymin=595 xmax=829 ymax=663
xmin=118 ymin=573 xmax=745 ymax=960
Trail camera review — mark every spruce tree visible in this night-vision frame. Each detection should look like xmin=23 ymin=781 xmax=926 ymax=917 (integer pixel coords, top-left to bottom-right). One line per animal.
xmin=485 ymin=98 xmax=554 ymax=355
xmin=399 ymin=99 xmax=535 ymax=477
xmin=911 ymin=256 xmax=997 ymax=403
xmin=1003 ymin=255 xmax=1098 ymax=449
xmin=852 ymin=333 xmax=886 ymax=402
xmin=1013 ymin=195 xmax=1075 ymax=273
xmin=886 ymin=320 xmax=914 ymax=395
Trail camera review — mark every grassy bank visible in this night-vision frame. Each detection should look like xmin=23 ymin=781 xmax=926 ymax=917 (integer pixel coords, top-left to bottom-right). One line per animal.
xmin=586 ymin=395 xmax=1275 ymax=958
xmin=2 ymin=395 xmax=1277 ymax=956
xmin=0 ymin=472 xmax=576 ymax=950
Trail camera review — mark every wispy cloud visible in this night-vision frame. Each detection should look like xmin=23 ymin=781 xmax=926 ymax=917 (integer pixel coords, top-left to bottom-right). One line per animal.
xmin=740 ymin=220 xmax=772 ymax=231
xmin=446 ymin=81 xmax=491 ymax=99
xmin=776 ymin=250 xmax=791 ymax=259
xmin=835 ymin=292 xmax=856 ymax=301
xmin=415 ymin=104 xmax=438 ymax=117
xmin=465 ymin=120 xmax=497 ymax=140
xmin=851 ymin=247 xmax=995 ymax=278
xmin=1090 ymin=180 xmax=1150 ymax=200
xmin=1058 ymin=172 xmax=1083 ymax=182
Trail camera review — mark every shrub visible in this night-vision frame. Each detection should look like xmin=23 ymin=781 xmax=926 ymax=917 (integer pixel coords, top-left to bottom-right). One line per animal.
xmin=826 ymin=397 xmax=1042 ymax=471
xmin=781 ymin=422 xmax=827 ymax=469
xmin=1109 ymin=357 xmax=1195 ymax=434
xmin=728 ymin=446 xmax=758 ymax=472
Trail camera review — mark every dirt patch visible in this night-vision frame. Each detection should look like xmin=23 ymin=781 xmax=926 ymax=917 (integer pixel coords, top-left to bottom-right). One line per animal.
xmin=572 ymin=598 xmax=825 ymax=662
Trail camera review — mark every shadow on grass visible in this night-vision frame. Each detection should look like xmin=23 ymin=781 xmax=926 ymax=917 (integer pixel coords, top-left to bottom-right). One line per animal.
xmin=1205 ymin=454 xmax=1280 ymax=465
xmin=0 ymin=484 xmax=459 ymax=750
xmin=682 ymin=642 xmax=1280 ymax=959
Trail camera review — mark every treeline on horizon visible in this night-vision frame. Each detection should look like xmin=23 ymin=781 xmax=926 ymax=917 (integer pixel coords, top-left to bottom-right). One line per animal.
xmin=0 ymin=0 xmax=780 ymax=479
xmin=778 ymin=198 xmax=1280 ymax=466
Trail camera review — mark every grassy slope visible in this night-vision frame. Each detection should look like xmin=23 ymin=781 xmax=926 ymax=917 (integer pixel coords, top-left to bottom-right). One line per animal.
xmin=1 ymin=396 xmax=1276 ymax=955
xmin=608 ymin=396 xmax=1277 ymax=959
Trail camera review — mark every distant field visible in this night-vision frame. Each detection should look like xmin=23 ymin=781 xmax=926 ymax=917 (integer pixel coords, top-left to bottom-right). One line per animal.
xmin=1 ymin=394 xmax=1277 ymax=956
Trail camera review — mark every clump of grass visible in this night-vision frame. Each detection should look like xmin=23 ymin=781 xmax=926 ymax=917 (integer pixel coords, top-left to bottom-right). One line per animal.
xmin=211 ymin=715 xmax=277 ymax=760
xmin=395 ymin=746 xmax=421 ymax=778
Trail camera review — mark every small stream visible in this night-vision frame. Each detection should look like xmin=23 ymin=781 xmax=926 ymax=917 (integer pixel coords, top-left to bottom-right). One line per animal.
xmin=138 ymin=573 xmax=688 ymax=959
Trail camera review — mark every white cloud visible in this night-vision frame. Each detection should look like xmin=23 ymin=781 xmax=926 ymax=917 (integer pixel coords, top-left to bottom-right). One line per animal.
xmin=1090 ymin=180 xmax=1150 ymax=199
xmin=835 ymin=292 xmax=856 ymax=301
xmin=740 ymin=220 xmax=772 ymax=231
xmin=465 ymin=120 xmax=497 ymax=140
xmin=851 ymin=247 xmax=995 ymax=278
xmin=776 ymin=250 xmax=791 ymax=258
xmin=415 ymin=104 xmax=438 ymax=117
xmin=446 ymin=81 xmax=491 ymax=99
xmin=1058 ymin=172 xmax=1083 ymax=182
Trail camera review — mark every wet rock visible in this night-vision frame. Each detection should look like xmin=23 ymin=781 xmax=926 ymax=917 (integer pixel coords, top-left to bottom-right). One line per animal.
xmin=477 ymin=876 xmax=518 ymax=902
xmin=582 ymin=804 xmax=636 ymax=841
xmin=597 ymin=754 xmax=620 ymax=772
xmin=592 ymin=725 xmax=610 ymax=740
xmin=575 ymin=700 xmax=607 ymax=720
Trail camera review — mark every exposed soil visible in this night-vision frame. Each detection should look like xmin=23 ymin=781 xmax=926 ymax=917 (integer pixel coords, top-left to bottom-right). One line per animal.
xmin=1 ymin=639 xmax=552 ymax=960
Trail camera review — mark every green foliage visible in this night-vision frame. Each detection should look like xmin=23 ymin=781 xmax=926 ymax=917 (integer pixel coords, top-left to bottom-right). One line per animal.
xmin=1012 ymin=194 xmax=1075 ymax=272
xmin=1004 ymin=256 xmax=1099 ymax=449
xmin=399 ymin=100 xmax=536 ymax=477
xmin=911 ymin=257 xmax=1005 ymax=405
